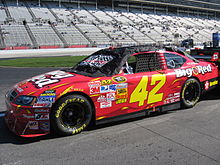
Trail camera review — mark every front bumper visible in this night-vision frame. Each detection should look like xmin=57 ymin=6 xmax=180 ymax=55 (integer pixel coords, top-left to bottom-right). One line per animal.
xmin=4 ymin=101 xmax=50 ymax=137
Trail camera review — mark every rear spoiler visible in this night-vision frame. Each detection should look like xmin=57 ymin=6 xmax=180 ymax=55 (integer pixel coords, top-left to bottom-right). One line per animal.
xmin=191 ymin=52 xmax=220 ymax=62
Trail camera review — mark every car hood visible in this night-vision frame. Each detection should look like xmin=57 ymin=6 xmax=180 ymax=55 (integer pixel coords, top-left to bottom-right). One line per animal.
xmin=14 ymin=70 xmax=91 ymax=96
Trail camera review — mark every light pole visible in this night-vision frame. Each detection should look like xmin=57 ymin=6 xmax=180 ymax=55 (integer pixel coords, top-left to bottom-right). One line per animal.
xmin=112 ymin=0 xmax=114 ymax=12
xmin=59 ymin=0 xmax=61 ymax=8
xmin=78 ymin=0 xmax=80 ymax=10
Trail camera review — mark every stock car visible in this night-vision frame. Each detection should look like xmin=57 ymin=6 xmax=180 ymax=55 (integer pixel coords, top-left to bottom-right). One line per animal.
xmin=4 ymin=46 xmax=220 ymax=137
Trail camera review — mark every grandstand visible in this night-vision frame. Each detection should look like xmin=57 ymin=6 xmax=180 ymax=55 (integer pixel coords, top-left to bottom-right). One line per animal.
xmin=1 ymin=0 xmax=220 ymax=50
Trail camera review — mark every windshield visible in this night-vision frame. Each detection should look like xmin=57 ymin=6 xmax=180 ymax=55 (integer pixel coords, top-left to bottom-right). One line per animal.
xmin=65 ymin=49 xmax=124 ymax=77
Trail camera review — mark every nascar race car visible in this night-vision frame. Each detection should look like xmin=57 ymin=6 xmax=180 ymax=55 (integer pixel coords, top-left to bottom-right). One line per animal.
xmin=4 ymin=46 xmax=220 ymax=137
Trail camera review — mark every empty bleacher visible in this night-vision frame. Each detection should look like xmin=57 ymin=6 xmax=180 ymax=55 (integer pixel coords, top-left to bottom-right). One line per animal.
xmin=28 ymin=23 xmax=63 ymax=47
xmin=0 ymin=0 xmax=220 ymax=49
xmin=2 ymin=24 xmax=32 ymax=48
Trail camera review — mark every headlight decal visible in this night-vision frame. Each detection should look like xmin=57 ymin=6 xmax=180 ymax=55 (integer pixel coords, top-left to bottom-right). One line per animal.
xmin=14 ymin=95 xmax=36 ymax=106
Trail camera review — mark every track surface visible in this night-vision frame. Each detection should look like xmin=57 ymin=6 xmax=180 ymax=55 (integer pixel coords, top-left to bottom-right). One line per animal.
xmin=0 ymin=67 xmax=220 ymax=165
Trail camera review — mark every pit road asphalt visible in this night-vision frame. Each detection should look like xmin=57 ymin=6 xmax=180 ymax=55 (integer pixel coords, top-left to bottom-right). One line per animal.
xmin=0 ymin=67 xmax=220 ymax=165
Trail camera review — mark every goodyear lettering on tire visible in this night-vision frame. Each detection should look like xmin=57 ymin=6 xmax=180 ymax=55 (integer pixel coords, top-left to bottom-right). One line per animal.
xmin=72 ymin=124 xmax=86 ymax=134
xmin=55 ymin=98 xmax=85 ymax=118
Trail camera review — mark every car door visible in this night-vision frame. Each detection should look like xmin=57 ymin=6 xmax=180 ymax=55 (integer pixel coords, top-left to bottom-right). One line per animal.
xmin=95 ymin=52 xmax=185 ymax=120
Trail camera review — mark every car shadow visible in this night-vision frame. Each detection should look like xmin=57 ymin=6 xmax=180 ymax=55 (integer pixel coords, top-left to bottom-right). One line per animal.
xmin=0 ymin=111 xmax=168 ymax=144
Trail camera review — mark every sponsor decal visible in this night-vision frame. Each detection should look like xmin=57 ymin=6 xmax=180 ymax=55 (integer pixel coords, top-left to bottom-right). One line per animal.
xmin=15 ymin=85 xmax=23 ymax=93
xmin=109 ymin=84 xmax=117 ymax=92
xmin=35 ymin=113 xmax=49 ymax=120
xmin=28 ymin=71 xmax=74 ymax=88
xmin=107 ymin=93 xmax=116 ymax=101
xmin=101 ymin=79 xmax=112 ymax=85
xmin=116 ymin=94 xmax=128 ymax=99
xmin=73 ymin=88 xmax=84 ymax=92
xmin=117 ymin=88 xmax=128 ymax=95
xmin=100 ymin=101 xmax=112 ymax=108
xmin=112 ymin=76 xmax=127 ymax=83
xmin=164 ymin=93 xmax=180 ymax=104
xmin=204 ymin=80 xmax=218 ymax=90
xmin=116 ymin=83 xmax=128 ymax=89
xmin=37 ymin=96 xmax=55 ymax=103
xmin=89 ymin=81 xmax=101 ymax=94
xmin=22 ymin=114 xmax=34 ymax=119
xmin=100 ymin=85 xmax=109 ymax=93
xmin=33 ymin=103 xmax=52 ymax=108
xmin=174 ymin=65 xmax=212 ymax=78
xmin=97 ymin=95 xmax=107 ymax=102
xmin=116 ymin=99 xmax=127 ymax=104
xmin=34 ymin=109 xmax=49 ymax=113
xmin=39 ymin=121 xmax=50 ymax=131
xmin=28 ymin=121 xmax=39 ymax=130
xmin=204 ymin=81 xmax=209 ymax=90
xmin=90 ymin=86 xmax=100 ymax=94
xmin=88 ymin=81 xmax=101 ymax=87
xmin=41 ymin=90 xmax=56 ymax=95
xmin=210 ymin=80 xmax=218 ymax=87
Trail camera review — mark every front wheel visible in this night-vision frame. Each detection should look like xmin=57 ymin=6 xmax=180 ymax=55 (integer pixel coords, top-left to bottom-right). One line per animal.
xmin=181 ymin=78 xmax=201 ymax=108
xmin=51 ymin=94 xmax=93 ymax=136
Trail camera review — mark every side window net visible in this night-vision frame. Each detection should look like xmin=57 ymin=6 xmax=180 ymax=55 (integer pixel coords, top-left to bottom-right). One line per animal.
xmin=135 ymin=53 xmax=161 ymax=73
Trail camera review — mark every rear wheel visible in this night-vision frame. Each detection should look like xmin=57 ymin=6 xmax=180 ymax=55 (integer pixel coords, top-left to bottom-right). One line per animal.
xmin=181 ymin=78 xmax=201 ymax=108
xmin=51 ymin=94 xmax=93 ymax=136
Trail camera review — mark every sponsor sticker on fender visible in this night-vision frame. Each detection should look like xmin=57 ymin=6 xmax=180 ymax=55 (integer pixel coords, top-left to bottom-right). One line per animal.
xmin=174 ymin=65 xmax=212 ymax=78
xmin=109 ymin=84 xmax=116 ymax=92
xmin=117 ymin=88 xmax=128 ymax=95
xmin=39 ymin=122 xmax=50 ymax=131
xmin=35 ymin=113 xmax=49 ymax=120
xmin=107 ymin=93 xmax=116 ymax=101
xmin=204 ymin=81 xmax=209 ymax=90
xmin=101 ymin=79 xmax=112 ymax=85
xmin=100 ymin=101 xmax=112 ymax=108
xmin=112 ymin=76 xmax=127 ymax=83
xmin=89 ymin=81 xmax=101 ymax=94
xmin=164 ymin=93 xmax=180 ymax=104
xmin=97 ymin=95 xmax=107 ymax=102
xmin=28 ymin=121 xmax=38 ymax=130
xmin=33 ymin=103 xmax=52 ymax=108
xmin=89 ymin=81 xmax=101 ymax=87
xmin=100 ymin=85 xmax=109 ymax=93
xmin=116 ymin=83 xmax=128 ymax=89
xmin=116 ymin=99 xmax=127 ymax=104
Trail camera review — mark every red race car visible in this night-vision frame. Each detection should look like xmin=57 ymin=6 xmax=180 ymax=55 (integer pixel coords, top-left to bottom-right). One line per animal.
xmin=4 ymin=46 xmax=220 ymax=137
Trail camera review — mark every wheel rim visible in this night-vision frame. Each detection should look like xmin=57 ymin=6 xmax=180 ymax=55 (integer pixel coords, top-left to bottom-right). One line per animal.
xmin=184 ymin=83 xmax=199 ymax=102
xmin=61 ymin=103 xmax=86 ymax=127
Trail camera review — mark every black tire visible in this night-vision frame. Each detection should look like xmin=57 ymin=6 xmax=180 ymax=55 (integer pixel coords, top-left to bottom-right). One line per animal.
xmin=181 ymin=78 xmax=201 ymax=108
xmin=51 ymin=94 xmax=93 ymax=136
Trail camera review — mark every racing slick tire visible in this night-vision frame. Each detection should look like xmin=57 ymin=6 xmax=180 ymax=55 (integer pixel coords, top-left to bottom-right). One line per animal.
xmin=181 ymin=78 xmax=201 ymax=108
xmin=51 ymin=94 xmax=93 ymax=136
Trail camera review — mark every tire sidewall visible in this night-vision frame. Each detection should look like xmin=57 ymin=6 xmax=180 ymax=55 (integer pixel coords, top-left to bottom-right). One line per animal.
xmin=51 ymin=94 xmax=93 ymax=136
xmin=181 ymin=78 xmax=201 ymax=108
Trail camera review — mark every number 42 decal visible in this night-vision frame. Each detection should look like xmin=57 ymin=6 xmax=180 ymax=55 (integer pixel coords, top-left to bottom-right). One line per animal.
xmin=130 ymin=74 xmax=166 ymax=106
